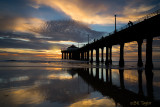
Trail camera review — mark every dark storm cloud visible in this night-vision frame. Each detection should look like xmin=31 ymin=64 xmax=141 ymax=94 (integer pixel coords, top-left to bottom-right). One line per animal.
xmin=0 ymin=20 xmax=105 ymax=50
xmin=0 ymin=38 xmax=49 ymax=50
xmin=30 ymin=20 xmax=105 ymax=42
xmin=0 ymin=32 xmax=67 ymax=50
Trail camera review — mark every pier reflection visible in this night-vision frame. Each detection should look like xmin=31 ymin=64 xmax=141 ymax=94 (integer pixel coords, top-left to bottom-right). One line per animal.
xmin=138 ymin=69 xmax=144 ymax=96
xmin=75 ymin=66 xmax=159 ymax=107
xmin=145 ymin=68 xmax=154 ymax=100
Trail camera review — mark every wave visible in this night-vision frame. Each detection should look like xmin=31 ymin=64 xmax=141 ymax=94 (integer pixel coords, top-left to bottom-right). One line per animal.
xmin=1 ymin=59 xmax=160 ymax=63
xmin=0 ymin=59 xmax=160 ymax=70
xmin=0 ymin=59 xmax=89 ymax=63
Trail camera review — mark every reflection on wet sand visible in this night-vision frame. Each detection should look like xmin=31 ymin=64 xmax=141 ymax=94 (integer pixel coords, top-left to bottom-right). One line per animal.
xmin=0 ymin=65 xmax=160 ymax=107
xmin=76 ymin=66 xmax=160 ymax=107
xmin=69 ymin=98 xmax=116 ymax=107
xmin=0 ymin=87 xmax=45 ymax=106
xmin=48 ymin=73 xmax=72 ymax=80
xmin=0 ymin=68 xmax=95 ymax=107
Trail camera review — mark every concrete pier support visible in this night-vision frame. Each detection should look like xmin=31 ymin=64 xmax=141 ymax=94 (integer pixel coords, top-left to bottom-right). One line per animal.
xmin=109 ymin=46 xmax=112 ymax=64
xmin=71 ymin=53 xmax=73 ymax=59
xmin=96 ymin=48 xmax=99 ymax=63
xmin=145 ymin=37 xmax=153 ymax=69
xmin=91 ymin=49 xmax=93 ymax=62
xmin=137 ymin=40 xmax=143 ymax=67
xmin=81 ymin=52 xmax=84 ymax=60
xmin=67 ymin=53 xmax=68 ymax=59
xmin=105 ymin=47 xmax=109 ymax=65
xmin=64 ymin=53 xmax=66 ymax=59
xmin=73 ymin=52 xmax=80 ymax=60
xmin=119 ymin=43 xmax=124 ymax=67
xmin=62 ymin=53 xmax=63 ymax=59
xmin=85 ymin=52 xmax=87 ymax=60
xmin=68 ymin=53 xmax=70 ymax=59
xmin=77 ymin=52 xmax=80 ymax=60
xmin=84 ymin=52 xmax=86 ymax=60
xmin=66 ymin=53 xmax=67 ymax=59
xmin=101 ymin=47 xmax=104 ymax=62
xmin=69 ymin=52 xmax=71 ymax=59
xmin=64 ymin=52 xmax=66 ymax=59
xmin=87 ymin=50 xmax=89 ymax=61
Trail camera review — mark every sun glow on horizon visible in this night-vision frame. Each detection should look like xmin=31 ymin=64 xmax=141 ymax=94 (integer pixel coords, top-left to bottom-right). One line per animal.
xmin=0 ymin=48 xmax=62 ymax=60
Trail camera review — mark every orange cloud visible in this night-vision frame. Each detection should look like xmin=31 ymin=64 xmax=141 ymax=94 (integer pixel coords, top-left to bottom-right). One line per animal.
xmin=34 ymin=0 xmax=115 ymax=24
xmin=34 ymin=0 xmax=155 ymax=25
xmin=14 ymin=18 xmax=45 ymax=33
xmin=0 ymin=16 xmax=45 ymax=33
xmin=0 ymin=53 xmax=9 ymax=56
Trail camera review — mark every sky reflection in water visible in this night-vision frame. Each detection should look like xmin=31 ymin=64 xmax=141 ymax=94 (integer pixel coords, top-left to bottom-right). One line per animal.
xmin=0 ymin=61 xmax=160 ymax=107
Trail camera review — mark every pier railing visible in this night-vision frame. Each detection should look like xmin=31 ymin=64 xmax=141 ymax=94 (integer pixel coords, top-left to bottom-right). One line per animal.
xmin=95 ymin=8 xmax=160 ymax=41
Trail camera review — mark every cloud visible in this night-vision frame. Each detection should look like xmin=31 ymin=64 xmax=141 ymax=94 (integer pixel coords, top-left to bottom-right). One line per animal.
xmin=0 ymin=16 xmax=45 ymax=33
xmin=34 ymin=0 xmax=159 ymax=25
xmin=0 ymin=19 xmax=105 ymax=59
xmin=0 ymin=19 xmax=105 ymax=51
xmin=34 ymin=0 xmax=114 ymax=24
xmin=30 ymin=20 xmax=105 ymax=42
xmin=0 ymin=37 xmax=68 ymax=52
xmin=0 ymin=0 xmax=71 ymax=32
xmin=0 ymin=0 xmax=36 ymax=18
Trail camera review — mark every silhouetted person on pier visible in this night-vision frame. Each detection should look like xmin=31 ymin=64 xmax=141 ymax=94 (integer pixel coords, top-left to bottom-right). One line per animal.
xmin=128 ymin=21 xmax=133 ymax=27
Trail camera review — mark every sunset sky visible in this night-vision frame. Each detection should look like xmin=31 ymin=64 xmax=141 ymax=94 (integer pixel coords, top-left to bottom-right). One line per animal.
xmin=0 ymin=0 xmax=160 ymax=60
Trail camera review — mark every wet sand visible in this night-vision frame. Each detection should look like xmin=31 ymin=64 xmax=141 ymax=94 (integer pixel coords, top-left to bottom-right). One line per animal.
xmin=0 ymin=60 xmax=160 ymax=107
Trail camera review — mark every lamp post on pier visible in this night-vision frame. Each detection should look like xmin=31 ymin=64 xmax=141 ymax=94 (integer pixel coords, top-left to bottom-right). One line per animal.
xmin=115 ymin=14 xmax=117 ymax=33
xmin=88 ymin=34 xmax=89 ymax=44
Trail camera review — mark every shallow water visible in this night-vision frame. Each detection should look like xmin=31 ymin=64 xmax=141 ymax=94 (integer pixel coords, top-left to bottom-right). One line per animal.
xmin=0 ymin=60 xmax=160 ymax=107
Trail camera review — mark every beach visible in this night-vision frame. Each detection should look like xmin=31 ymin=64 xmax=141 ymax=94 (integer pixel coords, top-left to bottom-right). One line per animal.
xmin=0 ymin=60 xmax=160 ymax=107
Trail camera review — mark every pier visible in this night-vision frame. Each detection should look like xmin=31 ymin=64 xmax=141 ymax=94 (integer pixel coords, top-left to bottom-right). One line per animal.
xmin=61 ymin=9 xmax=160 ymax=69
